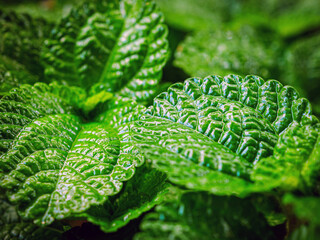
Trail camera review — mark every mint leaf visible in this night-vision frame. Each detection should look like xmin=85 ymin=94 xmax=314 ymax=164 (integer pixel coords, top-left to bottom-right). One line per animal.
xmin=175 ymin=27 xmax=280 ymax=79
xmin=135 ymin=191 xmax=275 ymax=240
xmin=42 ymin=0 xmax=169 ymax=104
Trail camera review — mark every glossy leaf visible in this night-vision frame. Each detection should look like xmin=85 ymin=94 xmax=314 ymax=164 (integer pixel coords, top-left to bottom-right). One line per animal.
xmin=252 ymin=122 xmax=320 ymax=192
xmin=175 ymin=27 xmax=280 ymax=79
xmin=135 ymin=191 xmax=275 ymax=240
xmin=101 ymin=74 xmax=319 ymax=196
xmin=83 ymin=164 xmax=169 ymax=232
xmin=42 ymin=0 xmax=169 ymax=104
xmin=0 ymin=196 xmax=63 ymax=240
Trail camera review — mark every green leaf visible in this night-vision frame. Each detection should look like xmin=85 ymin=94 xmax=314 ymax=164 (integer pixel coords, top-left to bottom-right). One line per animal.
xmin=83 ymin=164 xmax=169 ymax=232
xmin=0 ymin=10 xmax=52 ymax=76
xmin=107 ymin=74 xmax=318 ymax=195
xmin=0 ymin=83 xmax=144 ymax=226
xmin=252 ymin=122 xmax=320 ymax=192
xmin=0 ymin=60 xmax=39 ymax=96
xmin=287 ymin=225 xmax=320 ymax=240
xmin=42 ymin=0 xmax=169 ymax=104
xmin=0 ymin=196 xmax=63 ymax=240
xmin=154 ymin=0 xmax=239 ymax=31
xmin=233 ymin=0 xmax=320 ymax=38
xmin=282 ymin=34 xmax=320 ymax=105
xmin=0 ymin=113 xmax=143 ymax=225
xmin=283 ymin=194 xmax=320 ymax=240
xmin=135 ymin=191 xmax=275 ymax=240
xmin=283 ymin=194 xmax=320 ymax=225
xmin=174 ymin=26 xmax=280 ymax=79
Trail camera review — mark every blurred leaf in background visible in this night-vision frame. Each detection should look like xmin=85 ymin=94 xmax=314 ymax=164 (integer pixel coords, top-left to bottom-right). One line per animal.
xmin=174 ymin=26 xmax=282 ymax=79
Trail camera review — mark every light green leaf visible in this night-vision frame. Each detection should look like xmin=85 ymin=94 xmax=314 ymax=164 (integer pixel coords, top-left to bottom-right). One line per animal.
xmin=175 ymin=26 xmax=280 ymax=79
xmin=135 ymin=191 xmax=275 ymax=240
xmin=42 ymin=0 xmax=169 ymax=104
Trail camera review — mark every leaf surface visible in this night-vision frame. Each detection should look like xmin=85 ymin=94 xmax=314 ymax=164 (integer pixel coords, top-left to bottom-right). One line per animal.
xmin=0 ymin=196 xmax=63 ymax=240
xmin=135 ymin=191 xmax=275 ymax=240
xmin=0 ymin=83 xmax=143 ymax=226
xmin=175 ymin=27 xmax=280 ymax=79
xmin=42 ymin=0 xmax=169 ymax=104
xmin=0 ymin=10 xmax=52 ymax=75
xmin=100 ymin=74 xmax=319 ymax=195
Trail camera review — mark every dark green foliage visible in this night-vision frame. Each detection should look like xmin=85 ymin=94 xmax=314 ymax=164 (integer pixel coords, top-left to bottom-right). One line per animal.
xmin=1 ymin=0 xmax=320 ymax=239
xmin=0 ymin=10 xmax=52 ymax=75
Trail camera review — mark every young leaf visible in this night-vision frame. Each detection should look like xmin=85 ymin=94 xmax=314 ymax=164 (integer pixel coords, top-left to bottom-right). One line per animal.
xmin=135 ymin=191 xmax=275 ymax=240
xmin=175 ymin=27 xmax=280 ymax=79
xmin=42 ymin=0 xmax=169 ymax=104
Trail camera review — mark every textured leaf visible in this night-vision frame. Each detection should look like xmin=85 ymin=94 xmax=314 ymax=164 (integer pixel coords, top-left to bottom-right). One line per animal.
xmin=99 ymin=74 xmax=318 ymax=195
xmin=0 ymin=83 xmax=145 ymax=226
xmin=135 ymin=191 xmax=275 ymax=240
xmin=0 ymin=62 xmax=38 ymax=96
xmin=252 ymin=123 xmax=320 ymax=192
xmin=0 ymin=115 xmax=143 ymax=225
xmin=0 ymin=10 xmax=52 ymax=76
xmin=42 ymin=0 xmax=169 ymax=104
xmin=0 ymin=196 xmax=63 ymax=240
xmin=83 ymin=164 xmax=169 ymax=232
xmin=175 ymin=27 xmax=280 ymax=79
